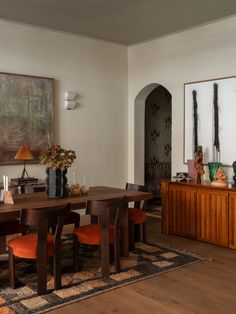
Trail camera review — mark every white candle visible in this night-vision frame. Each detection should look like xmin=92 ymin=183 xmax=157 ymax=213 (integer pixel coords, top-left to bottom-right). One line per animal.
xmin=3 ymin=175 xmax=6 ymax=191
xmin=83 ymin=175 xmax=86 ymax=186
xmin=72 ymin=171 xmax=76 ymax=185
xmin=6 ymin=176 xmax=8 ymax=192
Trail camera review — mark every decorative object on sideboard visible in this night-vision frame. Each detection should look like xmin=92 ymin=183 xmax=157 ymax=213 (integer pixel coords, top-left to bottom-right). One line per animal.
xmin=211 ymin=167 xmax=227 ymax=187
xmin=14 ymin=145 xmax=38 ymax=184
xmin=194 ymin=145 xmax=205 ymax=184
xmin=192 ymin=90 xmax=198 ymax=154
xmin=187 ymin=159 xmax=195 ymax=178
xmin=64 ymin=92 xmax=78 ymax=110
xmin=208 ymin=162 xmax=222 ymax=182
xmin=232 ymin=161 xmax=236 ymax=186
xmin=173 ymin=172 xmax=189 ymax=182
xmin=39 ymin=145 xmax=76 ymax=198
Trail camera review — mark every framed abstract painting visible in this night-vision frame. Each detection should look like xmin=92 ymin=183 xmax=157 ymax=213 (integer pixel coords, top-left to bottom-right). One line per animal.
xmin=184 ymin=75 xmax=236 ymax=166
xmin=0 ymin=72 xmax=54 ymax=165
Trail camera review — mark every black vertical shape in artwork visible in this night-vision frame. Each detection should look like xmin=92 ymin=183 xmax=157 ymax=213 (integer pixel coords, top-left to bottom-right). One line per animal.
xmin=213 ymin=83 xmax=220 ymax=152
xmin=192 ymin=90 xmax=198 ymax=153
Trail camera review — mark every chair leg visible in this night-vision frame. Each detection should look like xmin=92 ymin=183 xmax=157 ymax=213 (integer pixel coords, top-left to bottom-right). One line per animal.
xmin=114 ymin=238 xmax=120 ymax=273
xmin=129 ymin=220 xmax=135 ymax=251
xmin=73 ymin=234 xmax=80 ymax=272
xmin=143 ymin=222 xmax=147 ymax=243
xmin=9 ymin=246 xmax=16 ymax=289
xmin=134 ymin=224 xmax=141 ymax=242
xmin=53 ymin=252 xmax=61 ymax=290
xmin=37 ymin=252 xmax=47 ymax=295
xmin=49 ymin=256 xmax=54 ymax=276
xmin=109 ymin=244 xmax=114 ymax=264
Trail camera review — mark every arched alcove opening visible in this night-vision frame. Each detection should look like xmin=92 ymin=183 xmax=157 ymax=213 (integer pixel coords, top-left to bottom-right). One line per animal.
xmin=134 ymin=83 xmax=172 ymax=201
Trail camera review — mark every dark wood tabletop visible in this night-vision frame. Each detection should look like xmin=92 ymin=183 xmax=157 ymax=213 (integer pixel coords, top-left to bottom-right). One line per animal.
xmin=0 ymin=186 xmax=152 ymax=257
xmin=0 ymin=185 xmax=152 ymax=216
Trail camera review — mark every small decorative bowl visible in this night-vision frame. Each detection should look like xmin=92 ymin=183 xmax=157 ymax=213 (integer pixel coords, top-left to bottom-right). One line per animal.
xmin=70 ymin=184 xmax=81 ymax=196
xmin=81 ymin=185 xmax=89 ymax=194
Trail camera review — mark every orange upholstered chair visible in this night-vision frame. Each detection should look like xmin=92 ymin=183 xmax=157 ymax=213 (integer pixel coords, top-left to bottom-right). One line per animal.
xmin=73 ymin=197 xmax=127 ymax=277
xmin=126 ymin=183 xmax=148 ymax=249
xmin=8 ymin=203 xmax=71 ymax=295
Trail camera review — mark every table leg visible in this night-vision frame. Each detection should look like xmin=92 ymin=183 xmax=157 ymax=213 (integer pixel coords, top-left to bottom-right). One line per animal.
xmin=120 ymin=206 xmax=129 ymax=256
xmin=0 ymin=236 xmax=6 ymax=254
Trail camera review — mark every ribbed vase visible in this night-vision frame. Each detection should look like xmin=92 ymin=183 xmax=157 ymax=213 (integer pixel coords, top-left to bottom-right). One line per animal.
xmin=45 ymin=167 xmax=68 ymax=198
xmin=208 ymin=162 xmax=222 ymax=182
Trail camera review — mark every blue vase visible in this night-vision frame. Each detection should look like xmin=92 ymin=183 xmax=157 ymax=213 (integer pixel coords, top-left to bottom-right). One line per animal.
xmin=45 ymin=167 xmax=68 ymax=198
xmin=208 ymin=162 xmax=222 ymax=182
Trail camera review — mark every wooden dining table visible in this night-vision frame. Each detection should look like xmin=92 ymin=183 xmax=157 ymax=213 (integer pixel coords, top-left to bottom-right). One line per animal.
xmin=0 ymin=186 xmax=152 ymax=257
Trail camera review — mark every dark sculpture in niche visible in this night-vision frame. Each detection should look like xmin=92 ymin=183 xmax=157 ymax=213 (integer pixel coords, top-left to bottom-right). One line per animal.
xmin=194 ymin=145 xmax=205 ymax=184
xmin=232 ymin=161 xmax=236 ymax=185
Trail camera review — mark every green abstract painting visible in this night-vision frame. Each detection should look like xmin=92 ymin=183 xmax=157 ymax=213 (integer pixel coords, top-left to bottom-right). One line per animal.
xmin=0 ymin=72 xmax=54 ymax=164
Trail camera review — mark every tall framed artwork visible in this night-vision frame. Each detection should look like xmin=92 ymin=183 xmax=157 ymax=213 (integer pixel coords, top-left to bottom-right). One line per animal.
xmin=0 ymin=72 xmax=54 ymax=165
xmin=184 ymin=75 xmax=236 ymax=165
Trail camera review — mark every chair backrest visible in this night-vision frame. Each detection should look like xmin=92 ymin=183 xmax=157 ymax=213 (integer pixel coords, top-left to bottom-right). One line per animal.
xmin=86 ymin=197 xmax=127 ymax=231
xmin=125 ymin=183 xmax=148 ymax=210
xmin=20 ymin=203 xmax=71 ymax=255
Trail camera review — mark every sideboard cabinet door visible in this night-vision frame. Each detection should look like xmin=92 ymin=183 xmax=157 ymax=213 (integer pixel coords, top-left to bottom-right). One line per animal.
xmin=197 ymin=189 xmax=228 ymax=247
xmin=169 ymin=184 xmax=197 ymax=238
xmin=229 ymin=193 xmax=236 ymax=249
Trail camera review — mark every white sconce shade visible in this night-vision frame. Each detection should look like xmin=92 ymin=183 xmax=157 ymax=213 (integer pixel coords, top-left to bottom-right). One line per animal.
xmin=64 ymin=92 xmax=77 ymax=101
xmin=65 ymin=100 xmax=76 ymax=110
xmin=64 ymin=92 xmax=78 ymax=110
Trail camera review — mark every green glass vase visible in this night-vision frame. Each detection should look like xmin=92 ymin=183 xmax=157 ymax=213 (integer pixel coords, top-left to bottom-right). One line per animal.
xmin=208 ymin=162 xmax=222 ymax=182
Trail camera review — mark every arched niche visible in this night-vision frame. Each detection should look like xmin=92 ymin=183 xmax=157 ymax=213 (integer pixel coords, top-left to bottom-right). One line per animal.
xmin=134 ymin=83 xmax=172 ymax=188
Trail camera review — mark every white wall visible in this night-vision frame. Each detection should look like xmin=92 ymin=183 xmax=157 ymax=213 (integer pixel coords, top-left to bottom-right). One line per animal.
xmin=0 ymin=20 xmax=128 ymax=188
xmin=128 ymin=16 xmax=236 ymax=183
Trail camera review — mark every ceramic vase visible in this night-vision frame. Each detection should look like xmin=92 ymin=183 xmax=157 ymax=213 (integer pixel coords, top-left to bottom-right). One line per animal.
xmin=46 ymin=167 xmax=68 ymax=198
xmin=208 ymin=162 xmax=222 ymax=182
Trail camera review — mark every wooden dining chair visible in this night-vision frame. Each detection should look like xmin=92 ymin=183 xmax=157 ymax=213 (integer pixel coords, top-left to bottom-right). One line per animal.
xmin=73 ymin=197 xmax=127 ymax=277
xmin=126 ymin=183 xmax=148 ymax=249
xmin=8 ymin=203 xmax=71 ymax=295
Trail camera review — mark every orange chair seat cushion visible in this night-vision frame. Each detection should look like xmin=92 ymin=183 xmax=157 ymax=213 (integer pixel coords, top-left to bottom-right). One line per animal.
xmin=129 ymin=207 xmax=146 ymax=224
xmin=8 ymin=233 xmax=62 ymax=259
xmin=74 ymin=224 xmax=115 ymax=245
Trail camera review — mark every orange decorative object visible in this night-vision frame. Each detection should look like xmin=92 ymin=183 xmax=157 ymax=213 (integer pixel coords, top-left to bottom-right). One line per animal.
xmin=3 ymin=191 xmax=14 ymax=204
xmin=211 ymin=167 xmax=227 ymax=187
xmin=70 ymin=184 xmax=81 ymax=196
xmin=194 ymin=145 xmax=205 ymax=184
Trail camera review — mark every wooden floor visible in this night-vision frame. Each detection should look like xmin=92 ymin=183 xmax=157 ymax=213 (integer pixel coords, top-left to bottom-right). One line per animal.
xmin=50 ymin=217 xmax=236 ymax=314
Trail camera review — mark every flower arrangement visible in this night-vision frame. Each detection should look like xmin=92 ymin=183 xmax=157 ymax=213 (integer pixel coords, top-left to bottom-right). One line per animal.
xmin=39 ymin=145 xmax=76 ymax=170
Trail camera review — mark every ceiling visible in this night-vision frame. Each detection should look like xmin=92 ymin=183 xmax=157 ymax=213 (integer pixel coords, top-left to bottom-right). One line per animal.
xmin=1 ymin=0 xmax=236 ymax=45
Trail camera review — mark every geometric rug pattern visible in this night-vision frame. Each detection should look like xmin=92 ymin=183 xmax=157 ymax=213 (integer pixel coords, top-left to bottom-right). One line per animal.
xmin=0 ymin=236 xmax=201 ymax=314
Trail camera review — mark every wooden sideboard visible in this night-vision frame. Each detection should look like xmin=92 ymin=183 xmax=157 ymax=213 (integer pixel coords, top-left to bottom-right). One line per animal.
xmin=162 ymin=180 xmax=236 ymax=249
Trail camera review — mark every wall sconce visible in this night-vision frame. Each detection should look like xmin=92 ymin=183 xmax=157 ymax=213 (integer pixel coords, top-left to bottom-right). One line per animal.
xmin=64 ymin=92 xmax=78 ymax=110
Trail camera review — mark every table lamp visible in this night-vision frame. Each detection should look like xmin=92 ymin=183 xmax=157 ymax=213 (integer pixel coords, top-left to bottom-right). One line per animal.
xmin=14 ymin=145 xmax=36 ymax=182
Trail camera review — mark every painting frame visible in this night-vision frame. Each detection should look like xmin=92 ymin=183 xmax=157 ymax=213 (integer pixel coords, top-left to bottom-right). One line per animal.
xmin=184 ymin=75 xmax=236 ymax=166
xmin=0 ymin=72 xmax=54 ymax=165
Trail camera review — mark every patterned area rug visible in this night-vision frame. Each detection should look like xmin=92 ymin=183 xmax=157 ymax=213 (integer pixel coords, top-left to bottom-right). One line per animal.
xmin=0 ymin=236 xmax=201 ymax=314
